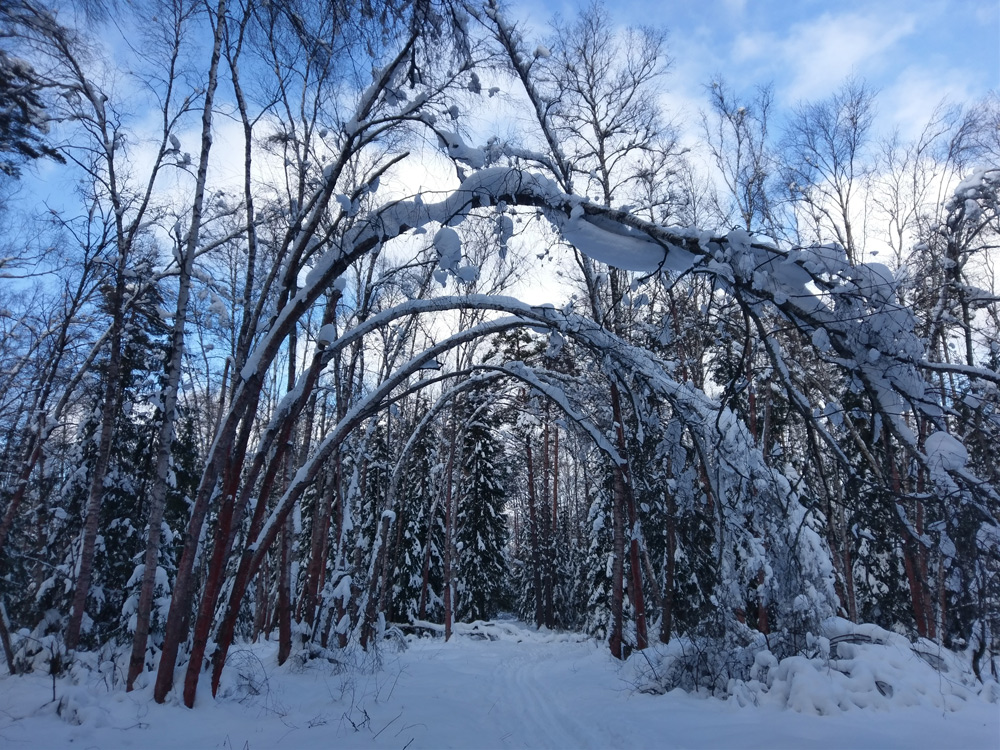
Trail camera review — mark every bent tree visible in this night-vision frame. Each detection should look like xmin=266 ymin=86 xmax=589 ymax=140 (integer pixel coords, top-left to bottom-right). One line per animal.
xmin=0 ymin=0 xmax=997 ymax=704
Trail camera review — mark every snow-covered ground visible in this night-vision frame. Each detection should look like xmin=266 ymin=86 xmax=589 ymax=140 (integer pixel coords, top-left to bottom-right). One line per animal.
xmin=1 ymin=620 xmax=997 ymax=749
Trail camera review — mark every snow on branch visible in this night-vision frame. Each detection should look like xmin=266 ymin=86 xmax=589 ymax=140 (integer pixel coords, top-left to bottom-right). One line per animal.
xmin=358 ymin=168 xmax=977 ymax=479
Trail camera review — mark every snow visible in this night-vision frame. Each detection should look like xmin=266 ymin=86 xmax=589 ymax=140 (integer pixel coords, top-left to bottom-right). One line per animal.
xmin=433 ymin=226 xmax=462 ymax=272
xmin=335 ymin=194 xmax=355 ymax=215
xmin=924 ymin=430 xmax=968 ymax=472
xmin=316 ymin=323 xmax=338 ymax=347
xmin=811 ymin=327 xmax=832 ymax=352
xmin=1 ymin=620 xmax=996 ymax=749
xmin=559 ymin=212 xmax=697 ymax=273
xmin=453 ymin=264 xmax=480 ymax=283
xmin=436 ymin=129 xmax=486 ymax=168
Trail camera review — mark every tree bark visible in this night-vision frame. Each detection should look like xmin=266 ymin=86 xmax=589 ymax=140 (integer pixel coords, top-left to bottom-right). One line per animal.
xmin=0 ymin=599 xmax=16 ymax=675
xmin=277 ymin=513 xmax=293 ymax=664
xmin=609 ymin=466 xmax=626 ymax=660
xmin=610 ymin=382 xmax=647 ymax=652
xmin=524 ymin=438 xmax=544 ymax=628
xmin=442 ymin=417 xmax=457 ymax=641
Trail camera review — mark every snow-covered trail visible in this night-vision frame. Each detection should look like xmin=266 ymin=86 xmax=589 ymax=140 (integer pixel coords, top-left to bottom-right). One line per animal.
xmin=0 ymin=621 xmax=997 ymax=749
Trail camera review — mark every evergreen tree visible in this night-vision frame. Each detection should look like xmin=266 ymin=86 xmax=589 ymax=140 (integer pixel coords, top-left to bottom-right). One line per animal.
xmin=455 ymin=390 xmax=510 ymax=622
xmin=31 ymin=276 xmax=169 ymax=647
xmin=389 ymin=412 xmax=441 ymax=623
xmin=0 ymin=47 xmax=64 ymax=177
xmin=580 ymin=466 xmax=615 ymax=639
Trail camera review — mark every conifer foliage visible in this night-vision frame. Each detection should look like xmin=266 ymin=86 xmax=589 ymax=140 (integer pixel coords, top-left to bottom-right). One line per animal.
xmin=455 ymin=388 xmax=510 ymax=622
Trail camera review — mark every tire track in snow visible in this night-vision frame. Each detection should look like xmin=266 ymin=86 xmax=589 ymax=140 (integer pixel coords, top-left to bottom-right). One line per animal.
xmin=491 ymin=640 xmax=600 ymax=749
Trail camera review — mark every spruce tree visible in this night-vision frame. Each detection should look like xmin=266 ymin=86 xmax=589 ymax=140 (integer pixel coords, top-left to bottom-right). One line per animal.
xmin=580 ymin=468 xmax=615 ymax=639
xmin=389 ymin=413 xmax=441 ymax=623
xmin=455 ymin=390 xmax=510 ymax=622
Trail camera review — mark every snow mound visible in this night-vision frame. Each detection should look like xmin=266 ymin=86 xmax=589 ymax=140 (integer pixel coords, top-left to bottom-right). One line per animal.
xmin=634 ymin=618 xmax=998 ymax=714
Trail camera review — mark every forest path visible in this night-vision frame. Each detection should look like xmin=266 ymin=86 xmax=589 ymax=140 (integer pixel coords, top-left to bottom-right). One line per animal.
xmin=1 ymin=620 xmax=997 ymax=749
xmin=369 ymin=620 xmax=998 ymax=750
xmin=394 ymin=620 xmax=617 ymax=749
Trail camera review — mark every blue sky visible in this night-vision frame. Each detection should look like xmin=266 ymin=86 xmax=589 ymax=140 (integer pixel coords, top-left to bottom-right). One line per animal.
xmin=509 ymin=0 xmax=999 ymax=141
xmin=11 ymin=0 xmax=997 ymax=219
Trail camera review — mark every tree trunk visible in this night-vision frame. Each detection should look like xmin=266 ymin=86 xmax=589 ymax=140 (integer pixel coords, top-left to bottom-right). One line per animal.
xmin=525 ymin=439 xmax=544 ymax=628
xmin=609 ymin=466 xmax=626 ymax=660
xmin=209 ymin=423 xmax=299 ymax=697
xmin=300 ymin=471 xmax=335 ymax=628
xmin=442 ymin=418 xmax=457 ymax=641
xmin=360 ymin=513 xmax=392 ymax=649
xmin=126 ymin=232 xmax=197 ymax=690
xmin=277 ymin=322 xmax=299 ymax=665
xmin=150 ymin=0 xmax=231 ymax=701
xmin=65 ymin=288 xmax=124 ymax=652
xmin=0 ymin=599 xmax=16 ymax=675
xmin=610 ymin=383 xmax=647 ymax=652
xmin=662 ymin=492 xmax=676 ymax=644
xmin=417 ymin=510 xmax=435 ymax=621
xmin=541 ymin=412 xmax=554 ymax=627
xmin=277 ymin=514 xmax=293 ymax=664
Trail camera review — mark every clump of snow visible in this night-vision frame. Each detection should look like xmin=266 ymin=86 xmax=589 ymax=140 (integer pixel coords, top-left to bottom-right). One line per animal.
xmin=924 ymin=430 xmax=968 ymax=472
xmin=454 ymin=264 xmax=480 ymax=283
xmin=434 ymin=226 xmax=463 ymax=272
xmin=316 ymin=323 xmax=338 ymax=347
xmin=467 ymin=71 xmax=481 ymax=94
xmin=497 ymin=213 xmax=514 ymax=244
xmin=811 ymin=327 xmax=832 ymax=352
xmin=437 ymin=130 xmax=486 ymax=168
xmin=335 ymin=194 xmax=356 ymax=216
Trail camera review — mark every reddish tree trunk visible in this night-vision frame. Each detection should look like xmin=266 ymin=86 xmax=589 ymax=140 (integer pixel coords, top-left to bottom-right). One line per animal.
xmin=662 ymin=491 xmax=676 ymax=644
xmin=299 ymin=475 xmax=335 ymax=627
xmin=209 ymin=435 xmax=298 ymax=696
xmin=609 ymin=466 xmax=626 ymax=660
xmin=525 ymin=439 xmax=545 ymax=628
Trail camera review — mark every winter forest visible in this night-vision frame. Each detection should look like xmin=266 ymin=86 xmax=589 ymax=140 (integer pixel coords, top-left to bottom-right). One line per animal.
xmin=0 ymin=0 xmax=999 ymax=740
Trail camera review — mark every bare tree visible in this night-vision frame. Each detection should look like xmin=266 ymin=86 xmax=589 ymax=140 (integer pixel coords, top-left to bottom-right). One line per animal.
xmin=782 ymin=77 xmax=876 ymax=264
xmin=702 ymin=79 xmax=777 ymax=235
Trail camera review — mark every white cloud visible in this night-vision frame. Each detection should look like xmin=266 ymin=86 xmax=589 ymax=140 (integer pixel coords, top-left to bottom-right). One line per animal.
xmin=881 ymin=66 xmax=983 ymax=141
xmin=734 ymin=11 xmax=918 ymax=102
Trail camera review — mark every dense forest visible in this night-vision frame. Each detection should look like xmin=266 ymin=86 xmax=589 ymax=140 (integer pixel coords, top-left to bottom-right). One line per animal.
xmin=0 ymin=0 xmax=998 ymax=708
